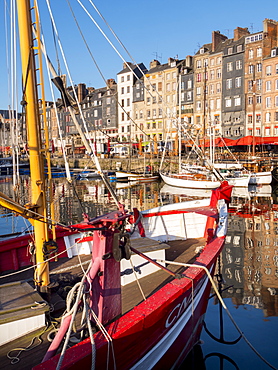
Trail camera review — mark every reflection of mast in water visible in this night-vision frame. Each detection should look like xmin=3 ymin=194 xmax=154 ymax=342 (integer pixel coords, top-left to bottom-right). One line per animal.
xmin=204 ymin=259 xmax=242 ymax=345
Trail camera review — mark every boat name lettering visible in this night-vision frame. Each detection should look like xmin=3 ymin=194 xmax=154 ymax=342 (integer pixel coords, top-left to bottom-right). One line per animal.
xmin=165 ymin=295 xmax=189 ymax=328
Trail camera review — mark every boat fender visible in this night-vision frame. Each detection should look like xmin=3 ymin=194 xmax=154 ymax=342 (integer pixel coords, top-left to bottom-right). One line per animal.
xmin=43 ymin=240 xmax=58 ymax=260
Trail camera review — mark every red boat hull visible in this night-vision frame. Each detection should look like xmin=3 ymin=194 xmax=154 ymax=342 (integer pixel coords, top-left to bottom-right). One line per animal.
xmin=34 ymin=236 xmax=223 ymax=369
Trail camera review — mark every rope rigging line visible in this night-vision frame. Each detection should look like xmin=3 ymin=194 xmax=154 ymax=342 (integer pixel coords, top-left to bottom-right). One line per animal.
xmin=75 ymin=0 xmax=178 ymax=142
xmin=45 ymin=0 xmax=121 ymax=208
xmin=66 ymin=0 xmax=153 ymax=144
xmin=156 ymin=259 xmax=278 ymax=370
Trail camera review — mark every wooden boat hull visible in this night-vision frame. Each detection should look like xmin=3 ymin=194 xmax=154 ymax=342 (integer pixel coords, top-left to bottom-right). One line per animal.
xmin=128 ymin=175 xmax=159 ymax=183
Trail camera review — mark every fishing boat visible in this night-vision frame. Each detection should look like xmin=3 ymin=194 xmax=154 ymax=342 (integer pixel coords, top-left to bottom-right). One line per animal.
xmin=0 ymin=1 xmax=233 ymax=369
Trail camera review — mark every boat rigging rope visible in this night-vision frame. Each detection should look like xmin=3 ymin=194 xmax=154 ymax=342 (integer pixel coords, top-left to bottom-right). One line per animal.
xmin=156 ymin=259 xmax=278 ymax=370
xmin=56 ymin=262 xmax=91 ymax=370
xmin=0 ymin=233 xmax=88 ymax=280
xmin=129 ymin=258 xmax=146 ymax=301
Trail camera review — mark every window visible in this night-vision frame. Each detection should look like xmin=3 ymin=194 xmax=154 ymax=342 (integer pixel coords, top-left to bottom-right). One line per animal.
xmin=248 ymin=80 xmax=253 ymax=91
xmin=276 ymin=96 xmax=278 ymax=107
xmin=235 ymin=77 xmax=242 ymax=88
xmin=257 ymin=79 xmax=262 ymax=90
xmin=249 ymin=49 xmax=254 ymax=59
xmin=172 ymin=82 xmax=176 ymax=90
xmin=121 ymin=112 xmax=124 ymax=121
xmin=257 ymin=63 xmax=262 ymax=72
xmin=187 ymin=91 xmax=192 ymax=100
xmin=147 ymin=110 xmax=151 ymax=118
xmin=227 ymin=62 xmax=233 ymax=72
xmin=266 ymin=97 xmax=271 ymax=108
xmin=248 ymin=65 xmax=254 ymax=74
xmin=248 ymin=115 xmax=253 ymax=124
xmin=210 ymin=84 xmax=214 ymax=94
xmin=188 ymin=80 xmax=192 ymax=89
xmin=265 ymin=127 xmax=271 ymax=136
xmin=257 ymin=47 xmax=262 ymax=57
xmin=166 ymin=83 xmax=170 ymax=91
xmin=127 ymin=75 xmax=130 ymax=81
xmin=216 ymin=83 xmax=221 ymax=93
xmin=266 ymin=81 xmax=271 ymax=92
xmin=196 ymin=101 xmax=201 ymax=110
xmin=234 ymin=96 xmax=241 ymax=106
xmin=217 ymin=57 xmax=221 ymax=65
xmin=166 ymin=73 xmax=170 ymax=80
xmin=196 ymin=60 xmax=202 ymax=68
xmin=256 ymin=114 xmax=261 ymax=123
xmin=210 ymin=58 xmax=215 ymax=66
xmin=94 ymin=109 xmax=98 ymax=117
xmin=237 ymin=45 xmax=243 ymax=52
xmin=236 ymin=60 xmax=242 ymax=70
xmin=139 ymin=110 xmax=143 ymax=119
xmin=152 ymin=109 xmax=156 ymax=118
xmin=257 ymin=95 xmax=262 ymax=104
xmin=225 ymin=98 xmax=232 ymax=107
xmin=158 ymin=108 xmax=162 ymax=117
xmin=127 ymin=98 xmax=130 ymax=106
xmin=266 ymin=112 xmax=271 ymax=122
xmin=121 ymin=76 xmax=124 ymax=82
xmin=127 ymin=86 xmax=130 ymax=93
xmin=228 ymin=47 xmax=233 ymax=55
xmin=121 ymin=87 xmax=124 ymax=94
xmin=275 ymin=112 xmax=278 ymax=121
xmin=158 ymin=82 xmax=162 ymax=91
xmin=226 ymin=79 xmax=232 ymax=89
xmin=266 ymin=65 xmax=272 ymax=76
xmin=197 ymin=73 xmax=202 ymax=82
xmin=248 ymin=96 xmax=253 ymax=105
xmin=216 ymin=98 xmax=221 ymax=109
xmin=210 ymin=99 xmax=214 ymax=109
xmin=210 ymin=70 xmax=215 ymax=80
xmin=152 ymin=83 xmax=156 ymax=91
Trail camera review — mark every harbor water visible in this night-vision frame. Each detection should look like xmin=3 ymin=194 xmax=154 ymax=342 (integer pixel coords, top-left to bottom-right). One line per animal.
xmin=0 ymin=176 xmax=277 ymax=370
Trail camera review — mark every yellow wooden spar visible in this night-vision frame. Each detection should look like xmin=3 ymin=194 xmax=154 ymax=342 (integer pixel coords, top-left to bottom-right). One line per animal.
xmin=16 ymin=0 xmax=50 ymax=292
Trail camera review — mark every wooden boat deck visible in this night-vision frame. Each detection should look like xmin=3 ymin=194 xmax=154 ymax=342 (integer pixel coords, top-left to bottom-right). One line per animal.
xmin=0 ymin=237 xmax=206 ymax=369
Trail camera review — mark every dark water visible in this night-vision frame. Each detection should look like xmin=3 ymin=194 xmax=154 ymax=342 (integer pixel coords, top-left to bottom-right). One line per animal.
xmin=0 ymin=176 xmax=277 ymax=370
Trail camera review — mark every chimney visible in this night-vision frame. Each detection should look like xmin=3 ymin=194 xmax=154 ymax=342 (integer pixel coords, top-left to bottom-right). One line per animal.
xmin=234 ymin=27 xmax=249 ymax=41
xmin=212 ymin=31 xmax=228 ymax=52
xmin=185 ymin=55 xmax=193 ymax=68
xmin=149 ymin=60 xmax=160 ymax=69
xmin=106 ymin=79 xmax=116 ymax=88
xmin=77 ymin=83 xmax=87 ymax=102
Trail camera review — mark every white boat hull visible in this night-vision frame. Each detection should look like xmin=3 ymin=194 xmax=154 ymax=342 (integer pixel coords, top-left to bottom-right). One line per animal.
xmin=160 ymin=173 xmax=221 ymax=189
xmin=249 ymin=171 xmax=272 ymax=185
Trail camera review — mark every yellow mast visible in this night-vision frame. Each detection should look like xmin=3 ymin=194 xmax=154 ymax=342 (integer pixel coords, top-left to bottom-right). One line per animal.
xmin=16 ymin=0 xmax=50 ymax=292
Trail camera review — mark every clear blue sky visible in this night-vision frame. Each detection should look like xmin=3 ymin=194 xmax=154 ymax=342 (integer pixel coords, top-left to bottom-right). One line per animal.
xmin=0 ymin=0 xmax=278 ymax=110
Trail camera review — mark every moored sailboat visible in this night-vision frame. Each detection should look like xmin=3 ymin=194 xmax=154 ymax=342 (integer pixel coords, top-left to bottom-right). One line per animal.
xmin=0 ymin=1 xmax=233 ymax=369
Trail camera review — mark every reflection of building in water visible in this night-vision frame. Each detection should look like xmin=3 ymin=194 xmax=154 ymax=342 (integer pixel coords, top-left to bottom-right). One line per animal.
xmin=53 ymin=179 xmax=161 ymax=225
xmin=222 ymin=196 xmax=278 ymax=316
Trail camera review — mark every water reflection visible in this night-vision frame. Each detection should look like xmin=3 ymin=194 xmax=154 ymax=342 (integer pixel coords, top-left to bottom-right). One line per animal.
xmin=0 ymin=176 xmax=277 ymax=368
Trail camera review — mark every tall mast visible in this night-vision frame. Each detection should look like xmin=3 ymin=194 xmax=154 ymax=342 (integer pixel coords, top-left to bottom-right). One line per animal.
xmin=16 ymin=0 xmax=50 ymax=293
